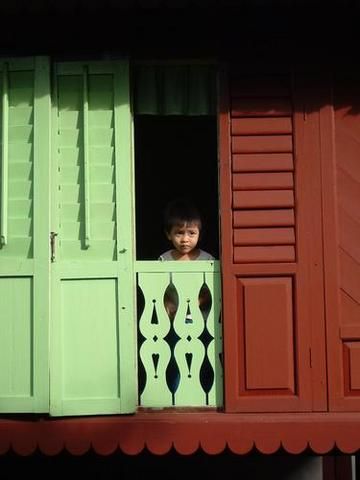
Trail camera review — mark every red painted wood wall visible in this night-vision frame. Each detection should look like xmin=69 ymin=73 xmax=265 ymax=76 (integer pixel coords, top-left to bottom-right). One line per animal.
xmin=323 ymin=72 xmax=360 ymax=411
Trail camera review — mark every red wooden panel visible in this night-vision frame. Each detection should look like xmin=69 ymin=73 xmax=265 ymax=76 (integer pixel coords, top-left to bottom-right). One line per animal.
xmin=233 ymin=172 xmax=293 ymax=190
xmin=336 ymin=108 xmax=360 ymax=401
xmin=340 ymin=326 xmax=360 ymax=340
xmin=219 ymin=69 xmax=323 ymax=413
xmin=337 ymin=169 xmax=360 ymax=224
xmin=345 ymin=343 xmax=360 ymax=390
xmin=339 ymin=249 xmax=360 ymax=305
xmin=241 ymin=278 xmax=295 ymax=391
xmin=336 ymin=132 xmax=360 ymax=183
xmin=234 ymin=227 xmax=295 ymax=246
xmin=323 ymin=79 xmax=360 ymax=411
xmin=232 ymin=153 xmax=294 ymax=172
xmin=340 ymin=290 xmax=360 ymax=327
xmin=233 ymin=209 xmax=295 ymax=227
xmin=233 ymin=190 xmax=294 ymax=209
xmin=234 ymin=246 xmax=295 ymax=263
xmin=335 ymin=102 xmax=360 ymax=138
xmin=231 ymin=117 xmax=292 ymax=135
xmin=231 ymin=98 xmax=292 ymax=117
xmin=339 ymin=208 xmax=360 ymax=264
xmin=232 ymin=135 xmax=293 ymax=153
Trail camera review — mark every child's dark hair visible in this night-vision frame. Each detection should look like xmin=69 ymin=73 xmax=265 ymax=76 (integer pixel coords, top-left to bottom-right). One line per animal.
xmin=163 ymin=199 xmax=202 ymax=234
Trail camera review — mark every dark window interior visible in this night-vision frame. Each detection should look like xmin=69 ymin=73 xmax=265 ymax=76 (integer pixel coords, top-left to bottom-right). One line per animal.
xmin=134 ymin=116 xmax=219 ymax=260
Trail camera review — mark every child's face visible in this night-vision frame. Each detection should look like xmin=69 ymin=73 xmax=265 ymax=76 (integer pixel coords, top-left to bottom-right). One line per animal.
xmin=166 ymin=222 xmax=200 ymax=255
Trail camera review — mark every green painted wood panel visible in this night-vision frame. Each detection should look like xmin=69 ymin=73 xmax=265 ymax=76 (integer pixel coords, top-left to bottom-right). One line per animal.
xmin=50 ymin=61 xmax=136 ymax=416
xmin=55 ymin=72 xmax=117 ymax=260
xmin=0 ymin=278 xmax=32 ymax=400
xmin=137 ymin=261 xmax=223 ymax=408
xmin=61 ymin=279 xmax=122 ymax=411
xmin=0 ymin=57 xmax=50 ymax=412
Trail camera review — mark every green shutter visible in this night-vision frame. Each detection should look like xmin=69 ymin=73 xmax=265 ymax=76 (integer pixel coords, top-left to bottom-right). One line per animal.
xmin=50 ymin=61 xmax=136 ymax=416
xmin=0 ymin=57 xmax=50 ymax=412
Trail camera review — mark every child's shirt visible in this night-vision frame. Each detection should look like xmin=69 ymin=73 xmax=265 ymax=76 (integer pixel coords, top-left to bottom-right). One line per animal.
xmin=158 ymin=249 xmax=214 ymax=261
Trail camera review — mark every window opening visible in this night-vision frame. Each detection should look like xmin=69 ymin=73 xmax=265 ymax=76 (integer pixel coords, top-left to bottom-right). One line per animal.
xmin=133 ymin=63 xmax=222 ymax=409
xmin=134 ymin=115 xmax=219 ymax=260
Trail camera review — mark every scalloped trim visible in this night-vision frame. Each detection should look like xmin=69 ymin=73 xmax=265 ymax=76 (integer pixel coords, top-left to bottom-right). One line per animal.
xmin=0 ymin=413 xmax=360 ymax=456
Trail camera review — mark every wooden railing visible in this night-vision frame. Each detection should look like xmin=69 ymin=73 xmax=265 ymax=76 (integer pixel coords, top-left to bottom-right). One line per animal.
xmin=136 ymin=260 xmax=223 ymax=408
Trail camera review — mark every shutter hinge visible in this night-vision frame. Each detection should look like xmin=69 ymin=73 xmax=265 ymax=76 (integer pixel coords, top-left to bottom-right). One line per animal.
xmin=50 ymin=231 xmax=58 ymax=263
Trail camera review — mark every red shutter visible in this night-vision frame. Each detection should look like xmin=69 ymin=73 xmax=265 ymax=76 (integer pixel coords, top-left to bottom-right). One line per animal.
xmin=323 ymin=77 xmax=360 ymax=411
xmin=219 ymin=67 xmax=327 ymax=412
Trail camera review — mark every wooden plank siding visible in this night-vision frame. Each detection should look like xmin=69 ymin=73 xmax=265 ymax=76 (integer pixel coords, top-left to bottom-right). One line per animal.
xmin=322 ymin=75 xmax=360 ymax=411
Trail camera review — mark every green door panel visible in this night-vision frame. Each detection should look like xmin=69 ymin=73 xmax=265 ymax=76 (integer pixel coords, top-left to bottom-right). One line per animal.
xmin=0 ymin=57 xmax=50 ymax=412
xmin=50 ymin=61 xmax=136 ymax=416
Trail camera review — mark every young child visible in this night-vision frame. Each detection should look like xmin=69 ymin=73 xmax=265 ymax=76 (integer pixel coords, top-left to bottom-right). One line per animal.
xmin=159 ymin=198 xmax=214 ymax=262
xmin=159 ymin=198 xmax=214 ymax=317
